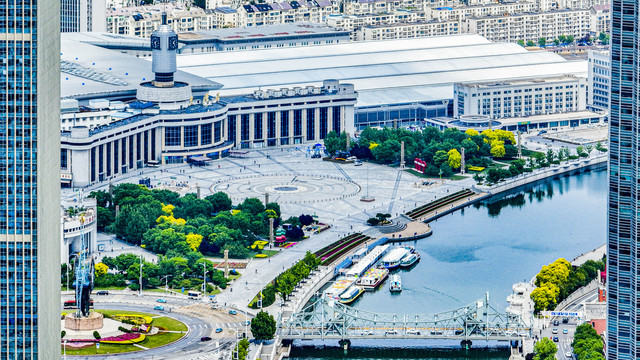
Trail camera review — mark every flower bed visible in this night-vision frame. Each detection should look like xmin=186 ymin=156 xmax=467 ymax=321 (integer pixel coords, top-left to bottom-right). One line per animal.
xmin=113 ymin=314 xmax=153 ymax=326
xmin=100 ymin=333 xmax=146 ymax=344
xmin=282 ymin=242 xmax=297 ymax=249
xmin=255 ymin=254 xmax=267 ymax=258
xmin=211 ymin=262 xmax=247 ymax=269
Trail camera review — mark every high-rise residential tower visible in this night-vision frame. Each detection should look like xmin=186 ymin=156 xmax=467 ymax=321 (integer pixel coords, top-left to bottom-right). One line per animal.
xmin=0 ymin=0 xmax=60 ymax=357
xmin=61 ymin=0 xmax=106 ymax=32
xmin=607 ymin=0 xmax=637 ymax=358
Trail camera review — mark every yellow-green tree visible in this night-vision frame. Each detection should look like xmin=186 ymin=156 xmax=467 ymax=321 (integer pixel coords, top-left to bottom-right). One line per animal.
xmin=535 ymin=258 xmax=572 ymax=287
xmin=465 ymin=129 xmax=479 ymax=137
xmin=95 ymin=262 xmax=109 ymax=277
xmin=530 ymin=283 xmax=559 ymax=313
xmin=186 ymin=233 xmax=204 ymax=252
xmin=490 ymin=141 xmax=505 ymax=158
xmin=447 ymin=149 xmax=462 ymax=169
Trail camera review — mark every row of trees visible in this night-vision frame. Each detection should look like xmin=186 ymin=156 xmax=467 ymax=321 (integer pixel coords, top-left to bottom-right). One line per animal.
xmin=518 ymin=33 xmax=610 ymax=48
xmin=90 ymin=184 xmax=282 ymax=258
xmin=251 ymin=252 xmax=320 ymax=309
xmin=325 ymin=127 xmax=520 ymax=177
xmin=98 ymin=252 xmax=229 ymax=291
xmin=572 ymin=323 xmax=605 ymax=360
xmin=530 ymin=257 xmax=605 ymax=313
xmin=532 ymin=338 xmax=557 ymax=360
xmin=478 ymin=142 xmax=607 ymax=184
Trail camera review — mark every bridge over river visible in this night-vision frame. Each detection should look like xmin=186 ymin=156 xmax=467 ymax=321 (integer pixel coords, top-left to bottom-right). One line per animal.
xmin=279 ymin=292 xmax=531 ymax=349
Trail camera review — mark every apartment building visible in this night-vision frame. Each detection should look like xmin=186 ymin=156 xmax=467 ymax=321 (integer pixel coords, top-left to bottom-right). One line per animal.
xmin=463 ymin=9 xmax=591 ymax=43
xmin=425 ymin=2 xmax=538 ymax=21
xmin=587 ymin=49 xmax=609 ymax=111
xmin=237 ymin=0 xmax=339 ymax=27
xmin=453 ymin=75 xmax=587 ymax=118
xmin=590 ymin=4 xmax=610 ymax=35
xmin=106 ymin=4 xmax=217 ymax=37
xmin=325 ymin=11 xmax=422 ymax=35
xmin=356 ymin=20 xmax=460 ymax=40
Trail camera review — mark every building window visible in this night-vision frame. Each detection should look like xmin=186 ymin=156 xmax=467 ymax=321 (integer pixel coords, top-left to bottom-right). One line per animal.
xmin=114 ymin=142 xmax=119 ymax=174
xmin=320 ymin=108 xmax=328 ymax=140
xmin=106 ymin=143 xmax=111 ymax=177
xmin=201 ymin=124 xmax=212 ymax=145
xmin=281 ymin=111 xmax=290 ymax=138
xmin=165 ymin=127 xmax=181 ymax=146
xmin=306 ymin=108 xmax=315 ymax=141
xmin=214 ymin=121 xmax=222 ymax=143
xmin=184 ymin=125 xmax=198 ymax=147
xmin=293 ymin=109 xmax=302 ymax=137
xmin=60 ymin=149 xmax=68 ymax=170
xmin=254 ymin=113 xmax=263 ymax=140
xmin=332 ymin=107 xmax=341 ymax=133
xmin=91 ymin=148 xmax=96 ymax=182
xmin=241 ymin=114 xmax=250 ymax=141
xmin=228 ymin=115 xmax=236 ymax=142
xmin=268 ymin=112 xmax=276 ymax=139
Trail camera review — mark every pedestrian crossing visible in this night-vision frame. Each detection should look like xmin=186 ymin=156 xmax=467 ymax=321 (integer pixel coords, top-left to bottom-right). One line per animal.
xmin=177 ymin=303 xmax=250 ymax=330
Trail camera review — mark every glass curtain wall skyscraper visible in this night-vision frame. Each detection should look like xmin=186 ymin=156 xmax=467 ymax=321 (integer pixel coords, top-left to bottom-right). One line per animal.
xmin=0 ymin=0 xmax=60 ymax=357
xmin=607 ymin=0 xmax=637 ymax=358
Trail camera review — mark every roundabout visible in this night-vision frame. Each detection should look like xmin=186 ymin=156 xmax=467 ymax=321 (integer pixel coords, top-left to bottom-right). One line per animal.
xmin=212 ymin=173 xmax=361 ymax=204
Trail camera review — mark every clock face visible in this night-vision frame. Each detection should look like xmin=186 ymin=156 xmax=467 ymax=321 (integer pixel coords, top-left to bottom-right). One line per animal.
xmin=151 ymin=35 xmax=160 ymax=50
xmin=169 ymin=36 xmax=178 ymax=50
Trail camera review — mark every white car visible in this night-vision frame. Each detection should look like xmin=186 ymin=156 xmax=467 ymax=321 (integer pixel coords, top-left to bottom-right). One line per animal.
xmin=566 ymin=351 xmax=573 ymax=358
xmin=406 ymin=329 xmax=421 ymax=335
xmin=384 ymin=330 xmax=398 ymax=335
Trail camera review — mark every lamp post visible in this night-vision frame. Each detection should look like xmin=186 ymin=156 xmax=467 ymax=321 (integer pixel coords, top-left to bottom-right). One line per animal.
xmin=63 ymin=340 xmax=67 ymax=359
xmin=201 ymin=262 xmax=208 ymax=303
xmin=160 ymin=275 xmax=172 ymax=295
xmin=139 ymin=254 xmax=143 ymax=297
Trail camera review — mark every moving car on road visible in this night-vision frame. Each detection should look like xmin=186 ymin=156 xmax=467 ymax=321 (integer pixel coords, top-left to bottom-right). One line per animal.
xmin=154 ymin=305 xmax=164 ymax=311
xmin=201 ymin=337 xmax=212 ymax=342
xmin=229 ymin=310 xmax=237 ymax=315
xmin=156 ymin=298 xmax=167 ymax=303
xmin=215 ymin=328 xmax=223 ymax=333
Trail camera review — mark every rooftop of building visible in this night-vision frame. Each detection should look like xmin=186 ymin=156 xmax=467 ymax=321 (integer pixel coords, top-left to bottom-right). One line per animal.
xmin=177 ymin=23 xmax=347 ymax=43
xmin=455 ymin=74 xmax=584 ymax=88
xmin=61 ymin=32 xmax=222 ymax=100
xmin=175 ymin=34 xmax=587 ymax=107
xmin=240 ymin=0 xmax=333 ymax=12
xmin=363 ymin=19 xmax=459 ymax=28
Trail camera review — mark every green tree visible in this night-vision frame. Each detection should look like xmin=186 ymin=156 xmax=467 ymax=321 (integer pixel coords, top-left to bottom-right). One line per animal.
xmin=433 ymin=150 xmax=448 ymax=166
xmin=595 ymin=141 xmax=607 ymax=153
xmin=447 ymin=149 xmax=462 ymax=169
xmin=558 ymin=35 xmax=567 ymax=44
xmin=250 ymin=311 xmax=277 ymax=342
xmin=174 ymin=193 xmax=213 ymax=219
xmin=526 ymin=40 xmax=535 ymax=47
xmin=553 ymin=38 xmax=560 ymax=46
xmin=233 ymin=338 xmax=250 ymax=360
xmin=276 ymin=272 xmax=296 ymax=300
xmin=538 ymin=37 xmax=546 ymax=47
xmin=532 ymin=152 xmax=546 ymax=167
xmin=96 ymin=206 xmax=114 ymax=230
xmin=114 ymin=206 xmax=148 ymax=245
xmin=88 ymin=190 xmax=113 ymax=208
xmin=517 ymin=40 xmax=525 ymax=47
xmin=533 ymin=338 xmax=558 ymax=360
xmin=372 ymin=140 xmax=401 ymax=163
xmin=324 ymin=131 xmax=348 ymax=156
xmin=566 ymin=35 xmax=574 ymax=44
xmin=546 ymin=148 xmax=555 ymax=164
xmin=113 ymin=183 xmax=150 ymax=206
xmin=585 ymin=144 xmax=594 ymax=157
xmin=205 ymin=192 xmax=233 ymax=213
xmin=237 ymin=198 xmax=265 ymax=216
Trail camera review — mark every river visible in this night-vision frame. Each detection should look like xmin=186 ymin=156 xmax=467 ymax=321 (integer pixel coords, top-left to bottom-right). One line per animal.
xmin=289 ymin=168 xmax=607 ymax=360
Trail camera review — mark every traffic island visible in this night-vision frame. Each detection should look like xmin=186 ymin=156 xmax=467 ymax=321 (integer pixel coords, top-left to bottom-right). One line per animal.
xmin=61 ymin=310 xmax=187 ymax=356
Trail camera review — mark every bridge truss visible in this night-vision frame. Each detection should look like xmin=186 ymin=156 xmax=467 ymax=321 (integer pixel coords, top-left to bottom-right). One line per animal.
xmin=279 ymin=292 xmax=531 ymax=342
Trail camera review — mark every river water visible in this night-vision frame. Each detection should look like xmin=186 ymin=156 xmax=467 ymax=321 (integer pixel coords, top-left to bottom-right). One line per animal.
xmin=289 ymin=168 xmax=607 ymax=360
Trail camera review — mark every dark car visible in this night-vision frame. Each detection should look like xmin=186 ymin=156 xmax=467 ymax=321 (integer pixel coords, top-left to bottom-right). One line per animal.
xmin=201 ymin=336 xmax=212 ymax=342
xmin=553 ymin=337 xmax=559 ymax=342
xmin=96 ymin=290 xmax=109 ymax=295
xmin=553 ymin=320 xmax=559 ymax=326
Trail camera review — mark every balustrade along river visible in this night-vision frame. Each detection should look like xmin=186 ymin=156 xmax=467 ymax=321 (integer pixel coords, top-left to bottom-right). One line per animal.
xmin=289 ymin=167 xmax=606 ymax=360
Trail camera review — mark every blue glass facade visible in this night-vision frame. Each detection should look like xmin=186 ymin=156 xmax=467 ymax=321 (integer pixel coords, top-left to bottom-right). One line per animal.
xmin=607 ymin=0 xmax=637 ymax=358
xmin=1 ymin=0 xmax=59 ymax=357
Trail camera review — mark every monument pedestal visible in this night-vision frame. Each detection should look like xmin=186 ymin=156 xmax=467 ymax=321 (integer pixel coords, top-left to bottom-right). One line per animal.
xmin=64 ymin=312 xmax=104 ymax=331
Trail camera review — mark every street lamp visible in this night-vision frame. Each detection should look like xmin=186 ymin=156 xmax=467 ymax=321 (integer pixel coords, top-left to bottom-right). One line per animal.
xmin=201 ymin=262 xmax=208 ymax=303
xmin=63 ymin=340 xmax=67 ymax=359
xmin=138 ymin=254 xmax=144 ymax=297
xmin=160 ymin=275 xmax=172 ymax=295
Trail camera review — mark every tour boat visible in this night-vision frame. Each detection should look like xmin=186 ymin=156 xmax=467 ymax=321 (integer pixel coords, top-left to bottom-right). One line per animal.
xmin=339 ymin=285 xmax=365 ymax=304
xmin=357 ymin=267 xmax=389 ymax=290
xmin=324 ymin=279 xmax=354 ymax=301
xmin=400 ymin=252 xmax=421 ymax=268
xmin=389 ymin=274 xmax=402 ymax=292
xmin=381 ymin=247 xmax=411 ymax=269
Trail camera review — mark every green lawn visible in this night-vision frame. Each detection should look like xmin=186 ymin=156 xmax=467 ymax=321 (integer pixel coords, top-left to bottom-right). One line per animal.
xmin=249 ymin=249 xmax=279 ymax=258
xmin=404 ymin=169 xmax=467 ymax=180
xmin=61 ymin=311 xmax=187 ymax=355
xmin=140 ymin=332 xmax=185 ymax=348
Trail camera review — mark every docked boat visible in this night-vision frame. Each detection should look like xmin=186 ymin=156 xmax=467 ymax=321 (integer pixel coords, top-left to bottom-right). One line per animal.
xmin=400 ymin=252 xmax=421 ymax=268
xmin=324 ymin=279 xmax=353 ymax=301
xmin=389 ymin=274 xmax=402 ymax=292
xmin=357 ymin=267 xmax=389 ymax=290
xmin=339 ymin=285 xmax=365 ymax=304
xmin=381 ymin=247 xmax=411 ymax=269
